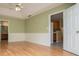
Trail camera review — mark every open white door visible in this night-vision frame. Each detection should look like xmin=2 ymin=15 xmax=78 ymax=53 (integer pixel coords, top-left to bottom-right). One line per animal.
xmin=63 ymin=4 xmax=79 ymax=55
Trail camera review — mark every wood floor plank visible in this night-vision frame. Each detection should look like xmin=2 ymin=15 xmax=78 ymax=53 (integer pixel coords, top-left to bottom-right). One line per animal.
xmin=0 ymin=40 xmax=75 ymax=56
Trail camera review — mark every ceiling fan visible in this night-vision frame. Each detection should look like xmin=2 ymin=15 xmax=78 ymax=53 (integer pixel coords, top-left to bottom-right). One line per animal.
xmin=15 ymin=3 xmax=23 ymax=11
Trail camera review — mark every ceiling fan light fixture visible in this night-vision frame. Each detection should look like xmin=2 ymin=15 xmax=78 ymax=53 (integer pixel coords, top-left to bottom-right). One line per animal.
xmin=15 ymin=4 xmax=22 ymax=11
xmin=15 ymin=6 xmax=21 ymax=11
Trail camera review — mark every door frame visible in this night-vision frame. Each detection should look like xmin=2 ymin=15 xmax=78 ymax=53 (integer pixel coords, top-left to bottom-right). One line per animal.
xmin=48 ymin=10 xmax=64 ymax=45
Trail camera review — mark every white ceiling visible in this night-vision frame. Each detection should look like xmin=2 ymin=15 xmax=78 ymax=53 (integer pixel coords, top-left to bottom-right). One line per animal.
xmin=0 ymin=3 xmax=63 ymax=19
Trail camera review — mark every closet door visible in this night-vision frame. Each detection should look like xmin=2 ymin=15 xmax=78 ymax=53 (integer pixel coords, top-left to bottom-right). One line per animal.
xmin=64 ymin=4 xmax=79 ymax=55
xmin=73 ymin=4 xmax=79 ymax=55
xmin=63 ymin=5 xmax=75 ymax=53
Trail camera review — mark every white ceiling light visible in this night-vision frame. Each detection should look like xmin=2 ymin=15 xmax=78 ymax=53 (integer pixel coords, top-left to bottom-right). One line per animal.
xmin=15 ymin=3 xmax=23 ymax=11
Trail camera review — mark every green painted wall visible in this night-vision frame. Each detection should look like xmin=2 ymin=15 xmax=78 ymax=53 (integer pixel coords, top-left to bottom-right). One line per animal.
xmin=0 ymin=15 xmax=25 ymax=33
xmin=25 ymin=3 xmax=74 ymax=33
xmin=8 ymin=19 xmax=25 ymax=33
xmin=0 ymin=4 xmax=75 ymax=33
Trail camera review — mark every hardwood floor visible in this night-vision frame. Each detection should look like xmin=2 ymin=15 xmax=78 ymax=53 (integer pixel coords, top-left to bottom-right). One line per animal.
xmin=0 ymin=40 xmax=75 ymax=56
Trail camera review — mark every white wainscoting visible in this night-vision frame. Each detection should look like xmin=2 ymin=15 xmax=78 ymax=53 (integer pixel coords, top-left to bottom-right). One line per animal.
xmin=8 ymin=33 xmax=26 ymax=42
xmin=8 ymin=33 xmax=51 ymax=46
xmin=25 ymin=33 xmax=50 ymax=46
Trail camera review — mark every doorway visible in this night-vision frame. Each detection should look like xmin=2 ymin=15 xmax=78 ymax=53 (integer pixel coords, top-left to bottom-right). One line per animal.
xmin=0 ymin=21 xmax=8 ymax=48
xmin=51 ymin=12 xmax=63 ymax=48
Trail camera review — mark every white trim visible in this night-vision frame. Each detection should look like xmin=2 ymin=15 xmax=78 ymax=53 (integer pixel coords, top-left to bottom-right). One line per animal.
xmin=25 ymin=33 xmax=50 ymax=46
xmin=8 ymin=33 xmax=26 ymax=42
xmin=48 ymin=10 xmax=64 ymax=44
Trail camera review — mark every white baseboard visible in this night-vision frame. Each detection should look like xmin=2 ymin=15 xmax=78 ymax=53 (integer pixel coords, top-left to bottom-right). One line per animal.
xmin=25 ymin=33 xmax=51 ymax=46
xmin=8 ymin=33 xmax=26 ymax=42
xmin=8 ymin=33 xmax=51 ymax=46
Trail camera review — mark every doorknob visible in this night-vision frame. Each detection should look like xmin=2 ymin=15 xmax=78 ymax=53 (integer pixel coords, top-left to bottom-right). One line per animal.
xmin=76 ymin=31 xmax=79 ymax=33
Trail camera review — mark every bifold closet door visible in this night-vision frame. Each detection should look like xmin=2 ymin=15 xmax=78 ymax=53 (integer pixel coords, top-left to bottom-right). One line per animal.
xmin=73 ymin=4 xmax=79 ymax=55
xmin=63 ymin=4 xmax=79 ymax=55
xmin=63 ymin=5 xmax=75 ymax=53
